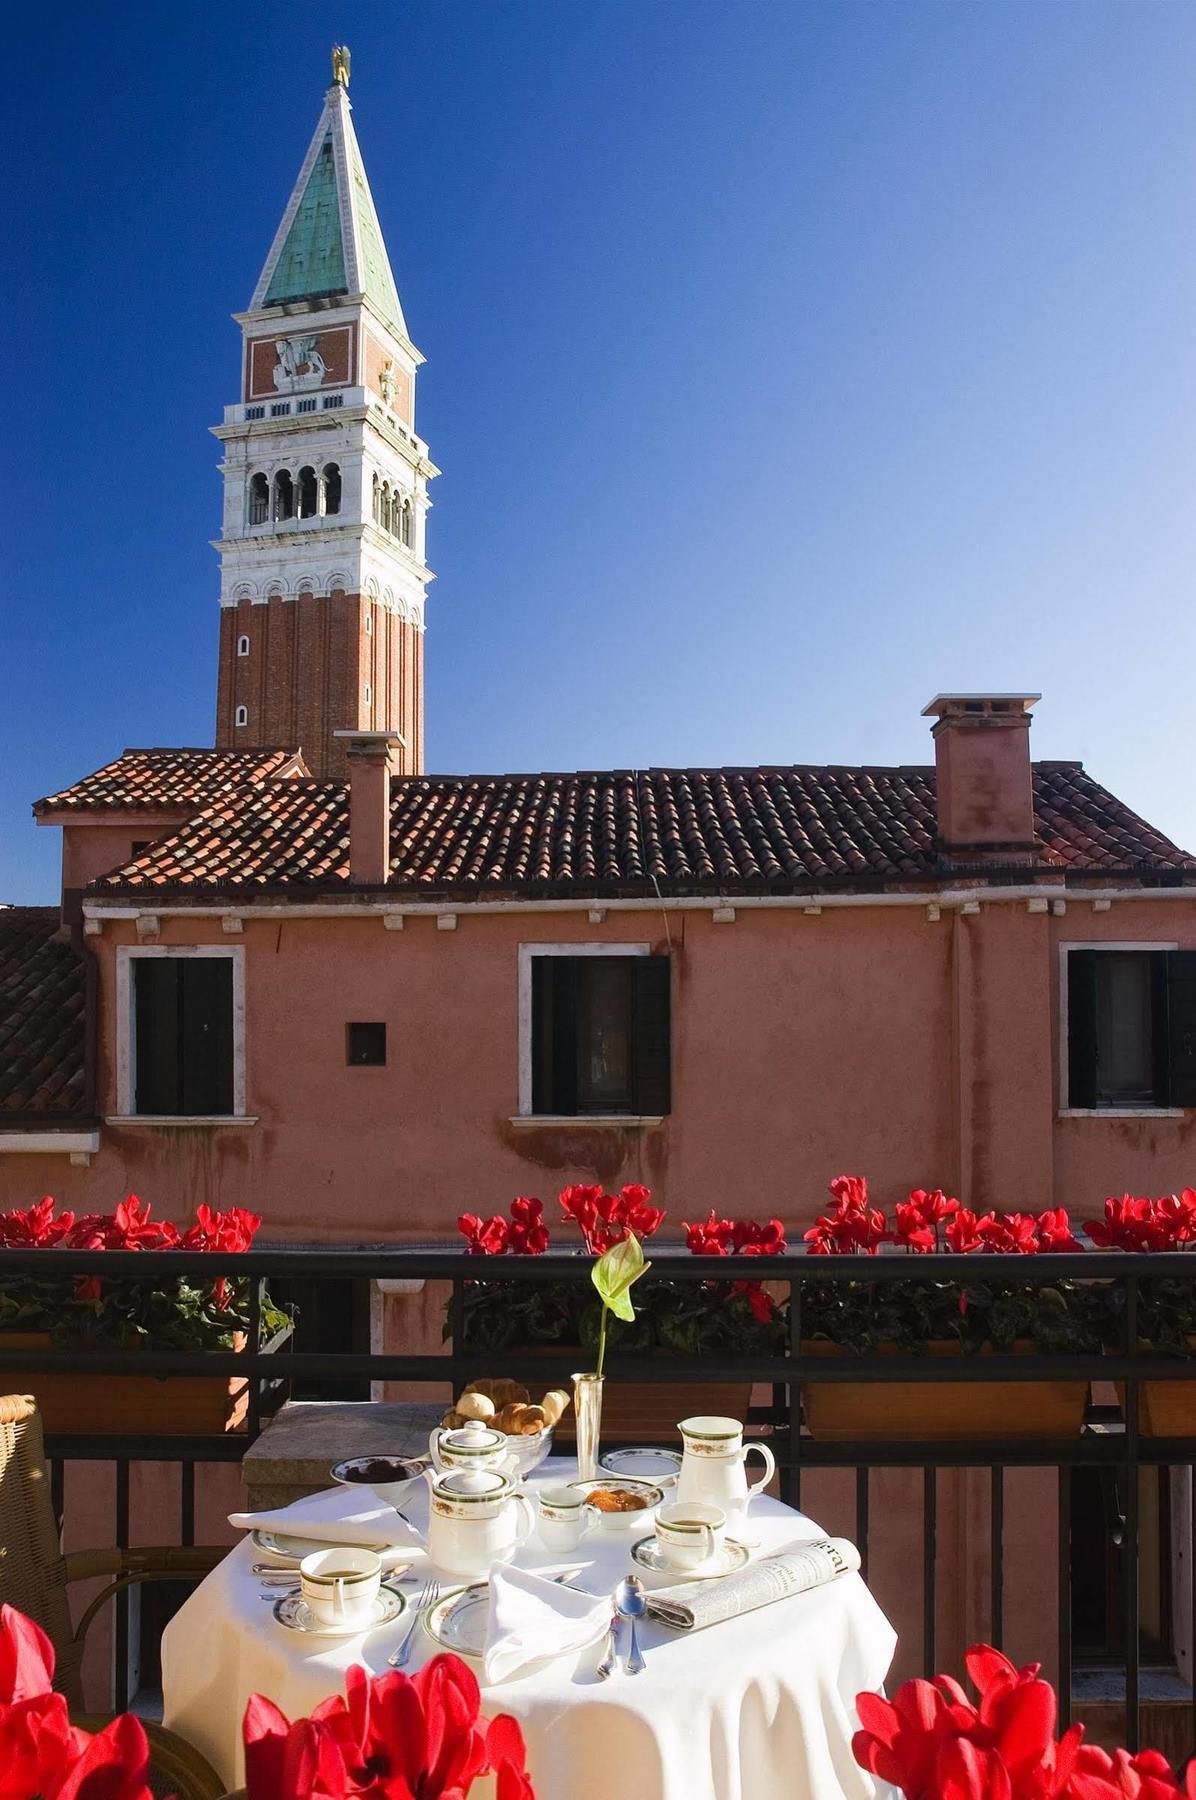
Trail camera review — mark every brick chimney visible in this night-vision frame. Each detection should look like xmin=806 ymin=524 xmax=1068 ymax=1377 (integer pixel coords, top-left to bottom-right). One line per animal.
xmin=921 ymin=694 xmax=1040 ymax=867
xmin=334 ymin=731 xmax=404 ymax=886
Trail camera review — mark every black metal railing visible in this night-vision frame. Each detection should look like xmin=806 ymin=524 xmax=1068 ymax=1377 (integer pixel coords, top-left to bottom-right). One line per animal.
xmin=0 ymin=1244 xmax=1193 ymax=1744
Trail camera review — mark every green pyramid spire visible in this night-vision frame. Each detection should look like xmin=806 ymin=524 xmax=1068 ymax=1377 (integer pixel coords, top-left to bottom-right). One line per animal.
xmin=252 ymin=81 xmax=408 ymax=338
xmin=264 ymin=134 xmax=347 ymax=307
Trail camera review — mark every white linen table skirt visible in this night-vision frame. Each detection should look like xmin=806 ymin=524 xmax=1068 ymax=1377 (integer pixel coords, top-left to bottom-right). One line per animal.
xmin=162 ymin=1458 xmax=896 ymax=1800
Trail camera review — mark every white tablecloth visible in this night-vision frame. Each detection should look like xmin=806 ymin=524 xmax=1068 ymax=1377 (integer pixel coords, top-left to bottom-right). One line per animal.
xmin=162 ymin=1460 xmax=896 ymax=1800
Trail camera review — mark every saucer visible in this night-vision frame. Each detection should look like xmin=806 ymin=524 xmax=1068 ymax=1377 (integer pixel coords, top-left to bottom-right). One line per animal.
xmin=273 ymin=1584 xmax=407 ymax=1637
xmin=630 ymin=1535 xmax=751 ymax=1581
xmin=253 ymin=1530 xmax=411 ymax=1565
xmin=596 ymin=1447 xmax=682 ymax=1488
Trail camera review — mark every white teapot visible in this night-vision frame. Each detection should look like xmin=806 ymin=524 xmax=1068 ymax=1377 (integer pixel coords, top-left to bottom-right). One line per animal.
xmin=429 ymin=1418 xmax=518 ymax=1477
xmin=675 ymin=1415 xmax=776 ymax=1541
xmin=424 ymin=1468 xmax=535 ymax=1579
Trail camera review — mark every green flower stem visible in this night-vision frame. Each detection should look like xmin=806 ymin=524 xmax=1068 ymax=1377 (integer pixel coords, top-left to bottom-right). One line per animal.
xmin=596 ymin=1305 xmax=609 ymax=1379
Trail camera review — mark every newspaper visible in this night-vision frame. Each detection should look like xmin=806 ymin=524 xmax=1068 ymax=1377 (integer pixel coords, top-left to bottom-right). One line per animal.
xmin=644 ymin=1537 xmax=860 ymax=1633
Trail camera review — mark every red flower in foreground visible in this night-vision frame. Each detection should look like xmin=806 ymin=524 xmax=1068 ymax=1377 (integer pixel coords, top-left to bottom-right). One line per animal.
xmin=0 ymin=1605 xmax=153 ymax=1800
xmin=244 ymin=1653 xmax=534 ymax=1799
xmin=855 ymin=1643 xmax=1194 ymax=1800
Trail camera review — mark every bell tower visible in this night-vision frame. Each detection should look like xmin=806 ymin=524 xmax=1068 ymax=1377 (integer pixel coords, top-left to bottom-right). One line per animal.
xmin=212 ymin=47 xmax=438 ymax=778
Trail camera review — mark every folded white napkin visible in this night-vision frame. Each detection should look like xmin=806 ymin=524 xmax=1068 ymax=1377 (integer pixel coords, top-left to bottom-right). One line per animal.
xmin=229 ymin=1484 xmax=424 ymax=1553
xmin=483 ymin=1565 xmax=609 ymax=1684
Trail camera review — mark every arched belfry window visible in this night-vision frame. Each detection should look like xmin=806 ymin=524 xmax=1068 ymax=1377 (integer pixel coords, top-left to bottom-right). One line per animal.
xmin=298 ymin=466 xmax=318 ymax=519
xmin=237 ymin=635 xmax=250 ymax=657
xmin=273 ymin=470 xmax=294 ymax=521
xmin=322 ymin=463 xmax=341 ymax=516
xmin=249 ymin=473 xmax=269 ymax=525
xmin=234 ymin=704 xmax=248 ymax=728
xmin=380 ymin=482 xmax=391 ymax=534
xmin=400 ymin=497 xmax=413 ymax=549
xmin=372 ymin=473 xmax=381 ymax=525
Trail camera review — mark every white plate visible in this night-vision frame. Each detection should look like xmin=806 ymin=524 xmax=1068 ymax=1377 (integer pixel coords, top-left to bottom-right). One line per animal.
xmin=630 ymin=1535 xmax=751 ymax=1580
xmin=597 ymin=1447 xmax=682 ymax=1488
xmin=252 ymin=1530 xmax=412 ymax=1565
xmin=423 ymin=1584 xmax=607 ymax=1666
xmin=273 ymin=1584 xmax=407 ymax=1637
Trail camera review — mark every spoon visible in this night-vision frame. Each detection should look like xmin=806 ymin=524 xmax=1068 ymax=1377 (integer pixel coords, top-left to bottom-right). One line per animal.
xmin=614 ymin=1576 xmax=647 ymax=1675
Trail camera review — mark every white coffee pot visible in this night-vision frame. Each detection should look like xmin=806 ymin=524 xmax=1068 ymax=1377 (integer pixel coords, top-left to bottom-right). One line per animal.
xmin=675 ymin=1415 xmax=776 ymax=1540
xmin=424 ymin=1467 xmax=535 ymax=1579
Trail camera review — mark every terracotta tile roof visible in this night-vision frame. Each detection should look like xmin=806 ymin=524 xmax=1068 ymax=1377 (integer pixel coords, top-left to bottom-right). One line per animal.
xmin=33 ymin=747 xmax=308 ymax=815
xmin=87 ymin=762 xmax=1194 ymax=900
xmin=0 ymin=909 xmax=88 ymax=1119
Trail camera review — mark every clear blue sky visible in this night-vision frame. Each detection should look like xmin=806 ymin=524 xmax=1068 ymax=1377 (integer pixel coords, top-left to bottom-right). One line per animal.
xmin=5 ymin=1 xmax=1195 ymax=903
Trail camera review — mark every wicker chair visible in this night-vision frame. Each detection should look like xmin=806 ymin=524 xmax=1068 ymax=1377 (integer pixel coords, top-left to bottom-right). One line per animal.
xmin=0 ymin=1393 xmax=230 ymax=1799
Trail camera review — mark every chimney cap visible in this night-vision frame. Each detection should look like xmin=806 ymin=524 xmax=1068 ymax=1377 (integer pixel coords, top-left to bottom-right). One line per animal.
xmin=921 ymin=693 xmax=1040 ymax=719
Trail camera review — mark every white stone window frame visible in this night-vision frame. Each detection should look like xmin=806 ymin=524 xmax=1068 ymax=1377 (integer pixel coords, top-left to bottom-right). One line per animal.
xmin=114 ymin=945 xmax=248 ymax=1121
xmin=237 ymin=635 xmax=250 ymax=657
xmin=1057 ymin=941 xmax=1183 ymax=1119
xmin=515 ymin=941 xmax=651 ymax=1120
xmin=234 ymin=704 xmax=248 ymax=727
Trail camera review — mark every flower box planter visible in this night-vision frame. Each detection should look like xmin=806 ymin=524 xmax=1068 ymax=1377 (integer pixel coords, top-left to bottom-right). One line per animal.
xmin=1116 ymin=1339 xmax=1196 ymax=1438
xmin=799 ymin=1340 xmax=1088 ymax=1442
xmin=0 ymin=1328 xmax=290 ymax=1438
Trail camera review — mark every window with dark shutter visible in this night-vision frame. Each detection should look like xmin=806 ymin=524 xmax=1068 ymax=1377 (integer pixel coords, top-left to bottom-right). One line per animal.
xmin=530 ymin=954 xmax=671 ymax=1117
xmin=133 ymin=957 xmax=234 ymax=1117
xmin=1066 ymin=947 xmax=1196 ymax=1111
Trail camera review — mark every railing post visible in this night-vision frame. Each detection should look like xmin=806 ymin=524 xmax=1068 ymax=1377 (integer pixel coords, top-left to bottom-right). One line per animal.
xmin=1057 ymin=1465 xmax=1072 ymax=1731
xmin=786 ymin=1272 xmax=802 ymax=1511
xmin=247 ymin=1276 xmax=264 ymax=1442
xmin=1124 ymin=1272 xmax=1140 ymax=1751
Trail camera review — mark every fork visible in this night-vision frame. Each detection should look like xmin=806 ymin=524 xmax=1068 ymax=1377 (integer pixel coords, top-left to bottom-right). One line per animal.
xmin=388 ymin=1579 xmax=438 ymax=1668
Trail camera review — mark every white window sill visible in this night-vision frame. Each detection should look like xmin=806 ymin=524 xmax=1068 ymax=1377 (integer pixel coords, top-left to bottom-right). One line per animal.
xmin=507 ymin=1114 xmax=665 ymax=1129
xmin=1058 ymin=1109 xmax=1186 ymax=1120
xmin=106 ymin=1115 xmax=259 ymax=1128
xmin=0 ymin=1130 xmax=101 ymax=1154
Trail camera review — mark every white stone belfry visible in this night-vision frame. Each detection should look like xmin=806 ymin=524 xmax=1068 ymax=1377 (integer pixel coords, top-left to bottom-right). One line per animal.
xmin=210 ymin=66 xmax=437 ymax=633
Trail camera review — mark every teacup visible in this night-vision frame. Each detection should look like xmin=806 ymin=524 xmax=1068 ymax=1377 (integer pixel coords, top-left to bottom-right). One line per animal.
xmin=298 ymin=1547 xmax=382 ymax=1628
xmin=653 ymin=1502 xmax=727 ymax=1572
xmin=537 ymin=1484 xmax=594 ymax=1553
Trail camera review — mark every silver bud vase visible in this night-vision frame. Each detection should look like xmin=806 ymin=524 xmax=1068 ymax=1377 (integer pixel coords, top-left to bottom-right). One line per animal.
xmin=572 ymin=1371 xmax=604 ymax=1481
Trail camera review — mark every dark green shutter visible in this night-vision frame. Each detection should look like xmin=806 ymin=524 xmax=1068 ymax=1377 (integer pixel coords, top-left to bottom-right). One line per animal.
xmin=134 ymin=961 xmax=181 ymax=1115
xmin=133 ymin=959 xmax=234 ymax=1116
xmin=1150 ymin=953 xmax=1171 ymax=1109
xmin=1067 ymin=949 xmax=1097 ymax=1109
xmin=631 ymin=956 xmax=671 ymax=1116
xmin=180 ymin=960 xmax=234 ymax=1115
xmin=1166 ymin=951 xmax=1196 ymax=1108
xmin=531 ymin=957 xmax=579 ymax=1115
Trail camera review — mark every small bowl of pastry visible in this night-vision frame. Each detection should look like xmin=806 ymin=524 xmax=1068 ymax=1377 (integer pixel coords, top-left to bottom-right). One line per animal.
xmin=566 ymin=1476 xmax=665 ymax=1534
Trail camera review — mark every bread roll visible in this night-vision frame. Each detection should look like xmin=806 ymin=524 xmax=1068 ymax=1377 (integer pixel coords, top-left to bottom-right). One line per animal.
xmin=455 ymin=1391 xmax=495 ymax=1422
xmin=464 ymin=1378 xmax=529 ymax=1409
xmin=539 ymin=1389 xmax=571 ymax=1427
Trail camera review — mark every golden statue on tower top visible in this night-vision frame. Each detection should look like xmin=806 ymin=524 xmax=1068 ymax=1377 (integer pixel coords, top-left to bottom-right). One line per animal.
xmin=331 ymin=45 xmax=351 ymax=89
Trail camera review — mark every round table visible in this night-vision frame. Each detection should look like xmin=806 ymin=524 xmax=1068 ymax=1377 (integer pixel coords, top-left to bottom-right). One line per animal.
xmin=162 ymin=1459 xmax=896 ymax=1800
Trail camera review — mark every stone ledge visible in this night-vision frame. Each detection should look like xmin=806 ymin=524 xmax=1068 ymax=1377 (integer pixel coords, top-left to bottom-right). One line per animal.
xmin=242 ymin=1398 xmax=444 ymax=1510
